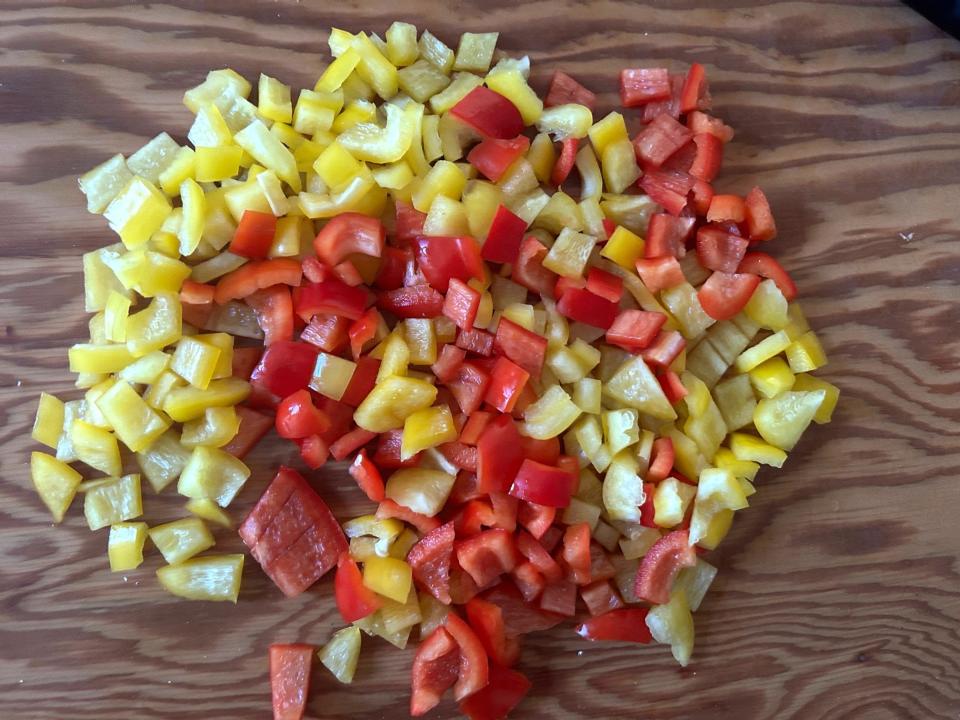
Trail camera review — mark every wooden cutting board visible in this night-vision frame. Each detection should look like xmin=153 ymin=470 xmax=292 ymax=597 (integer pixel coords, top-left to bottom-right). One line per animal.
xmin=1 ymin=1 xmax=958 ymax=718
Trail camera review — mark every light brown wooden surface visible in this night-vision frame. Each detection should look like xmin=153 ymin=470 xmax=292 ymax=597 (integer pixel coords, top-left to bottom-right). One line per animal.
xmin=1 ymin=1 xmax=959 ymax=718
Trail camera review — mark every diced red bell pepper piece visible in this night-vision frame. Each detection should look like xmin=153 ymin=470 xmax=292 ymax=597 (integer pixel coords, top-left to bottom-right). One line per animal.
xmin=410 ymin=626 xmax=460 ymax=717
xmin=644 ymin=213 xmax=696 ymax=259
xmin=634 ymin=256 xmax=685 ymax=293
xmin=246 ymin=285 xmax=294 ymax=347
xmin=215 ymin=259 xmax=303 ymax=304
xmin=334 ymin=552 xmax=381 ymax=623
xmin=585 ymin=267 xmax=623 ymax=304
xmin=519 ymin=436 xmax=561 ymax=466
xmin=690 ymin=178 xmax=714 ymax=216
xmin=488 ymin=491 xmax=519 ymax=533
xmin=300 ymin=313 xmax=348 ymax=354
xmin=432 ymin=343 xmax=467 ymax=384
xmin=231 ymin=346 xmax=262 ymax=380
xmin=737 ymin=251 xmax=796 ymax=300
xmin=679 ymin=62 xmax=708 ymax=114
xmin=444 ymin=612 xmax=490 ymax=702
xmin=696 ymin=225 xmax=750 ymax=273
xmin=231 ymin=210 xmax=277 ymax=259
xmin=647 ymin=437 xmax=675 ymax=482
xmin=300 ymin=256 xmax=328 ymax=284
xmin=556 ymin=288 xmax=619 ymax=330
xmin=687 ymin=111 xmax=734 ymax=143
xmin=377 ymin=499 xmax=441 ymax=535
xmin=483 ymin=357 xmax=529 ymax=414
xmin=517 ymin=502 xmax=556 ymax=541
xmin=456 ymin=528 xmax=518 ymax=588
xmin=635 ymin=529 xmax=697 ymax=604
xmin=395 ymin=200 xmax=427 ymax=245
xmin=439 ymin=441 xmax=478 ymax=472
xmin=606 ymin=310 xmax=667 ymax=353
xmin=408 ymin=521 xmax=455 ymax=604
xmin=459 ymin=411 xmax=493 ymax=447
xmin=638 ymin=169 xmax=695 ymax=217
xmin=539 ymin=578 xmax=577 ymax=616
xmin=545 ymin=69 xmax=597 ymax=109
xmin=328 ymin=427 xmax=376 ymax=461
xmin=706 ymin=194 xmax=746 ymax=224
xmin=576 ymin=608 xmax=652 ymax=643
xmin=275 ymin=389 xmax=329 ymax=440
xmin=483 ymin=582 xmax=564 ymax=635
xmin=516 ymin=530 xmax=563 ymax=583
xmin=339 ymin=355 xmax=379 ymax=407
xmin=378 ymin=284 xmax=445 ymax=318
xmin=640 ymin=330 xmax=686 ymax=369
xmin=313 ymin=212 xmax=385 ymax=267
xmin=561 ymin=523 xmax=592 ymax=585
xmin=448 ymin=362 xmax=491 ymax=417
xmin=239 ymin=466 xmax=347 ymax=597
xmin=580 ymin=580 xmax=625 ymax=617
xmin=633 ymin=113 xmax=693 ymax=168
xmin=468 ymin=137 xmax=530 ymax=183
xmin=269 ymin=643 xmax=314 ymax=720
xmin=476 ymin=414 xmax=524 ymax=495
xmin=344 ymin=307 xmax=379 ymax=359
xmin=372 ymin=428 xmax=420 ymax=469
xmin=451 ymin=86 xmax=524 ymax=139
xmin=482 ymin=205 xmax=527 ymax=264
xmin=660 ymin=138 xmax=697 ymax=174
xmin=459 ymin=663 xmax=531 ymax=720
xmin=511 ymin=561 xmax=546 ymax=603
xmin=223 ymin=405 xmax=273 ymax=459
xmin=493 ymin=317 xmax=547 ymax=377
xmin=465 ymin=597 xmax=520 ymax=668
xmin=443 ymin=278 xmax=482 ymax=331
xmin=373 ymin=246 xmax=408 ymax=291
xmin=589 ymin=544 xmax=616 ymax=582
xmin=180 ymin=279 xmax=215 ymax=305
xmin=313 ymin=396 xmax=353 ymax=444
xmin=641 ymin=73 xmax=683 ymax=123
xmin=620 ymin=67 xmax=671 ymax=107
xmin=456 ymin=328 xmax=495 ymax=357
xmin=347 ymin=448 xmax=385 ymax=502
xmin=744 ymin=186 xmax=777 ymax=242
xmin=334 ymin=259 xmax=366 ymax=286
xmin=293 ymin=278 xmax=367 ymax=322
xmin=415 ymin=236 xmax=485 ymax=293
xmin=698 ymin=271 xmax=762 ymax=321
xmin=250 ymin=341 xmax=318 ymax=397
xmin=658 ymin=369 xmax=688 ymax=405
xmin=551 ymin=136 xmax=579 ymax=186
xmin=512 ymin=235 xmax=557 ymax=299
xmin=509 ymin=459 xmax=576 ymax=508
xmin=689 ymin=132 xmax=723 ymax=182
xmin=639 ymin=482 xmax=657 ymax=528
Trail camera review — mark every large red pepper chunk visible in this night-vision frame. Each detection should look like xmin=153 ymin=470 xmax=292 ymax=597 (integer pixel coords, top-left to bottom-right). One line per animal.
xmin=443 ymin=278 xmax=481 ymax=331
xmin=606 ymin=310 xmax=667 ymax=353
xmin=348 ymin=448 xmax=385 ymax=502
xmin=313 ymin=212 xmax=385 ymax=267
xmin=250 ymin=341 xmax=319 ymax=397
xmin=410 ymin=626 xmax=461 ymax=717
xmin=483 ymin=357 xmax=529 ymax=414
xmin=556 ymin=287 xmax=619 ymax=330
xmin=481 ymin=205 xmax=527 ymax=264
xmin=697 ymin=271 xmax=761 ymax=321
xmin=246 ymin=284 xmax=294 ymax=346
xmin=696 ymin=225 xmax=750 ymax=273
xmin=408 ymin=521 xmax=455 ymax=604
xmin=540 ymin=577 xmax=577 ymax=616
xmin=509 ymin=459 xmax=577 ymax=508
xmin=269 ymin=643 xmax=314 ymax=720
xmin=620 ymin=67 xmax=671 ymax=107
xmin=459 ymin=663 xmax=532 ymax=720
xmin=334 ymin=552 xmax=381 ymax=623
xmin=465 ymin=597 xmax=520 ymax=668
xmin=644 ymin=213 xmax=695 ymax=259
xmin=456 ymin=528 xmax=519 ymax=588
xmin=576 ymin=608 xmax=653 ymax=643
xmin=377 ymin=284 xmax=445 ymax=318
xmin=512 ymin=235 xmax=557 ymax=298
xmin=634 ymin=112 xmax=693 ymax=168
xmin=275 ymin=389 xmax=330 ymax=439
xmin=231 ymin=210 xmax=278 ymax=259
xmin=215 ymin=259 xmax=303 ymax=304
xmin=638 ymin=168 xmax=695 ymax=217
xmin=635 ymin=255 xmax=685 ymax=292
xmin=239 ymin=466 xmax=348 ymax=597
xmin=641 ymin=330 xmax=687 ymax=369
xmin=561 ymin=523 xmax=593 ymax=585
xmin=294 ymin=277 xmax=368 ymax=322
xmin=476 ymin=414 xmax=524 ymax=494
xmin=302 ymin=313 xmax=349 ymax=354
xmin=451 ymin=86 xmax=524 ymax=139
xmin=579 ymin=579 xmax=625 ymax=616
xmin=415 ymin=236 xmax=485 ymax=292
xmin=448 ymin=362 xmax=492 ymax=416
xmin=493 ymin=317 xmax=547 ymax=377
xmin=689 ymin=132 xmax=723 ymax=182
xmin=634 ymin=529 xmax=697 ymax=605
xmin=444 ymin=611 xmax=491 ymax=702
xmin=544 ymin=69 xmax=597 ymax=109
xmin=468 ymin=136 xmax=530 ymax=182
xmin=744 ymin=186 xmax=778 ymax=242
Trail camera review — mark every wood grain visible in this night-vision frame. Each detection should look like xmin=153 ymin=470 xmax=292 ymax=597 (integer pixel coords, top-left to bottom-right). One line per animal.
xmin=1 ymin=1 xmax=959 ymax=718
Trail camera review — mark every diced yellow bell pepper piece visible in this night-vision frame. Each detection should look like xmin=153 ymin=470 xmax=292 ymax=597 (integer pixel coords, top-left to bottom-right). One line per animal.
xmin=572 ymin=377 xmax=602 ymax=415
xmin=589 ymin=111 xmax=629 ymax=157
xmin=186 ymin=497 xmax=233 ymax=529
xmin=362 ymin=556 xmax=412 ymax=603
xmin=177 ymin=178 xmax=206 ymax=256
xmin=602 ymin=409 xmax=640 ymax=455
xmin=187 ymin=104 xmax=233 ymax=148
xmin=454 ymin=32 xmax=498 ymax=73
xmin=234 ymin=121 xmax=301 ymax=192
xmin=397 ymin=59 xmax=451 ymax=103
xmin=158 ymin=146 xmax=196 ymax=196
xmin=688 ymin=467 xmax=748 ymax=546
xmin=712 ymin=374 xmax=757 ymax=432
xmin=317 ymin=47 xmax=363 ymax=92
xmin=728 ymin=432 xmax=787 ymax=468
xmin=32 ymin=392 xmax=65 ymax=449
xmin=601 ymin=450 xmax=643 ymax=522
xmin=272 ymin=121 xmax=306 ymax=151
xmin=68 ymin=343 xmax=136 ymax=375
xmin=255 ymin=170 xmax=291 ymax=216
xmin=411 ymin=160 xmax=466 ymax=212
xmin=194 ymin=145 xmax=242 ymax=183
xmin=269 ymin=215 xmax=303 ymax=258
xmin=744 ymin=278 xmax=789 ymax=330
xmin=144 ymin=370 xmax=186 ymax=412
xmin=170 ymin=336 xmax=221 ymax=390
xmin=601 ymin=225 xmax=645 ymax=269
xmin=162 ymin=378 xmax=250 ymax=423
xmin=31 ymin=452 xmax=82 ymax=523
xmin=785 ymin=330 xmax=828 ymax=373
xmin=418 ymin=30 xmax=454 ymax=73
xmin=193 ymin=333 xmax=233 ymax=379
xmin=538 ymin=104 xmax=593 ymax=140
xmin=104 ymin=177 xmax=173 ymax=250
xmin=461 ymin=180 xmax=503 ymax=239
xmin=108 ymin=521 xmax=148 ymax=571
xmin=181 ymin=406 xmax=240 ymax=448
xmin=401 ymin=406 xmax=457 ymax=460
xmin=257 ymin=73 xmax=292 ymax=123
xmin=653 ymin=477 xmax=697 ymax=528
xmin=82 ymin=244 xmax=130 ymax=313
xmin=177 ymin=445 xmax=251 ymax=507
xmin=294 ymin=89 xmax=342 ymax=135
xmin=429 ymin=72 xmax=484 ymax=116
xmin=485 ymin=69 xmax=542 ymax=125
xmin=618 ymin=526 xmax=661 ymax=560
xmin=224 ymin=178 xmax=272 ymax=222
xmin=95 ymin=379 xmax=170 ymax=452
xmin=137 ymin=430 xmax=191 ymax=493
xmin=149 ymin=229 xmax=181 ymax=258
xmin=525 ymin=132 xmax=556 ymax=185
xmin=604 ymin=356 xmax=677 ymax=421
xmin=71 ymin=419 xmax=122 ymax=476
xmin=125 ymin=293 xmax=182 ymax=358
xmin=713 ymin=447 xmax=759 ymax=482
xmin=385 ymin=467 xmax=456 ymax=516
xmin=350 ymin=32 xmax=399 ymax=100
xmin=376 ymin=332 xmax=411 ymax=381
xmin=501 ymin=303 xmax=535 ymax=332
xmin=338 ymin=103 xmax=420 ymax=164
xmin=600 ymin=194 xmax=658 ymax=236
xmin=103 ymin=290 xmax=131 ymax=343
xmin=389 ymin=528 xmax=420 ymax=560
xmin=402 ymin=319 xmax=438 ymax=365
xmin=697 ymin=508 xmax=734 ymax=551
xmin=662 ymin=283 xmax=716 ymax=339
xmin=319 ymin=625 xmax=362 ymax=684
xmin=791 ymin=374 xmax=839 ymax=424
xmin=156 ymin=554 xmax=244 ymax=602
xmin=354 ymin=376 xmax=438 ymax=433
xmin=749 ymin=356 xmax=795 ymax=399
xmin=735 ymin=330 xmax=792 ymax=373
xmin=149 ymin=517 xmax=215 ymax=564
xmin=55 ymin=400 xmax=85 ymax=463
xmin=344 ymin=515 xmax=404 ymax=557
xmin=646 ymin=589 xmax=695 ymax=666
xmin=81 ymin=378 xmax=114 ymax=430
xmin=314 ymin=142 xmax=364 ymax=190
xmin=665 ymin=428 xmax=708 ymax=480
xmin=183 ymin=68 xmax=251 ymax=114
xmin=543 ymin=227 xmax=594 ymax=278
xmin=79 ymin=154 xmax=134 ymax=214
xmin=753 ymin=389 xmax=825 ymax=451
xmin=298 ymin=172 xmax=379 ymax=218
xmin=385 ymin=22 xmax=419 ymax=66
xmin=127 ymin=132 xmax=181 ymax=186
xmin=83 ymin=474 xmax=143 ymax=531
xmin=602 ymin=138 xmax=642 ymax=194
xmin=106 ymin=249 xmax=192 ymax=297
xmin=331 ymin=98 xmax=375 ymax=134
xmin=783 ymin=302 xmax=810 ymax=340
xmin=372 ymin=160 xmax=415 ymax=190
xmin=535 ymin=191 xmax=583 ymax=234
xmin=340 ymin=72 xmax=376 ymax=104
xmin=309 ymin=353 xmax=357 ymax=402
xmin=522 ymin=385 xmax=582 ymax=440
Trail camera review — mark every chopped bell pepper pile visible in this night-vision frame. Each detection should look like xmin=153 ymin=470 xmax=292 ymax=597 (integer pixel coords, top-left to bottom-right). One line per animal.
xmin=27 ymin=20 xmax=841 ymax=720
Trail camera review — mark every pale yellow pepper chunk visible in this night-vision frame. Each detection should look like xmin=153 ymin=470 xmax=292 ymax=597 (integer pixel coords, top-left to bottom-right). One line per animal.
xmin=401 ymin=406 xmax=457 ymax=461
xmin=71 ymin=419 xmax=122 ymax=476
xmin=31 ymin=452 xmax=82 ymax=523
xmin=185 ymin=498 xmax=233 ymax=529
xmin=177 ymin=445 xmax=251 ymax=507
xmin=157 ymin=554 xmax=243 ymax=602
xmin=32 ymin=392 xmax=65 ymax=449
xmin=96 ymin=379 xmax=170 ymax=453
xmin=354 ymin=376 xmax=437 ymax=433
xmin=104 ymin=177 xmax=173 ymax=250
xmin=318 ymin=626 xmax=362 ymax=684
xmin=83 ymin=474 xmax=143 ymax=531
xmin=149 ymin=517 xmax=216 ymax=564
xmin=108 ymin=521 xmax=149 ymax=571
xmin=362 ymin=556 xmax=412 ymax=603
